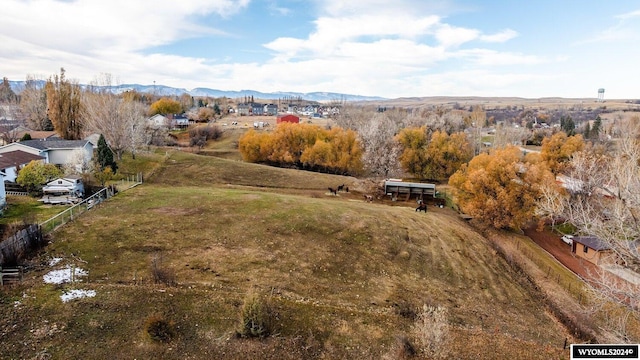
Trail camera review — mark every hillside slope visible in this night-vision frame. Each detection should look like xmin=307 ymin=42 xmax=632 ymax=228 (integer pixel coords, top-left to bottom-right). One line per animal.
xmin=0 ymin=152 xmax=572 ymax=359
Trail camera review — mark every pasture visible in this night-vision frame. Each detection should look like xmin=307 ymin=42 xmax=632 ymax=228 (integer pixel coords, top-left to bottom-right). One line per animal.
xmin=0 ymin=150 xmax=575 ymax=359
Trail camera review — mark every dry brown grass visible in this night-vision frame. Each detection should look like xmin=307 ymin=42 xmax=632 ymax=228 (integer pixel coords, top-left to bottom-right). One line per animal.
xmin=0 ymin=150 xmax=578 ymax=359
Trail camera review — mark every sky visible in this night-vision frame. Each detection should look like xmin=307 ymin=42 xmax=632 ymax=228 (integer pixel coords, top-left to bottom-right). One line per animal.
xmin=2 ymin=0 xmax=640 ymax=99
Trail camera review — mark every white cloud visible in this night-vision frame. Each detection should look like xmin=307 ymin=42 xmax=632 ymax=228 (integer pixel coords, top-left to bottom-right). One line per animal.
xmin=434 ymin=24 xmax=479 ymax=47
xmin=458 ymin=49 xmax=546 ymax=66
xmin=577 ymin=8 xmax=640 ymax=44
xmin=615 ymin=9 xmax=640 ymax=20
xmin=480 ymin=29 xmax=518 ymax=43
xmin=0 ymin=0 xmax=557 ymax=98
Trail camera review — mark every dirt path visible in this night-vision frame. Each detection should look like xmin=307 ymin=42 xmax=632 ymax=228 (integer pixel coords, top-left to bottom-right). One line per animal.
xmin=523 ymin=226 xmax=599 ymax=281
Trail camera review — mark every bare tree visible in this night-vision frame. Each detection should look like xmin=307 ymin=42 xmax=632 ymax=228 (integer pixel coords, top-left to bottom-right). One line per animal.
xmin=82 ymin=75 xmax=148 ymax=160
xmin=19 ymin=75 xmax=51 ymax=131
xmin=492 ymin=124 xmax=530 ymax=149
xmin=539 ymin=117 xmax=640 ymax=340
xmin=358 ymin=113 xmax=403 ymax=178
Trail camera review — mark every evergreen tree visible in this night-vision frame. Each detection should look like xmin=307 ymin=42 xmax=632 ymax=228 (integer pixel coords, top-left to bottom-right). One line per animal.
xmin=591 ymin=115 xmax=602 ymax=139
xmin=20 ymin=133 xmax=32 ymax=141
xmin=560 ymin=116 xmax=575 ymax=136
xmin=583 ymin=122 xmax=591 ymax=139
xmin=0 ymin=77 xmax=16 ymax=102
xmin=97 ymin=134 xmax=117 ymax=173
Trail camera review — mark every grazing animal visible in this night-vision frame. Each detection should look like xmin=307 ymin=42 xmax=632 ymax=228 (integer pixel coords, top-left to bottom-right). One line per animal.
xmin=416 ymin=203 xmax=427 ymax=212
xmin=363 ymin=194 xmax=373 ymax=202
xmin=345 ymin=186 xmax=349 ymax=193
xmin=337 ymin=184 xmax=345 ymax=192
xmin=328 ymin=187 xmax=337 ymax=195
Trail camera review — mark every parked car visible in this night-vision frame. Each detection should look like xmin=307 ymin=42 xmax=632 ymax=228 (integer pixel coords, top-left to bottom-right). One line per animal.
xmin=561 ymin=234 xmax=574 ymax=245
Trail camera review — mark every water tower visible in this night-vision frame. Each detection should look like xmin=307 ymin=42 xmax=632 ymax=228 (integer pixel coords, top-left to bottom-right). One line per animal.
xmin=597 ymin=88 xmax=605 ymax=102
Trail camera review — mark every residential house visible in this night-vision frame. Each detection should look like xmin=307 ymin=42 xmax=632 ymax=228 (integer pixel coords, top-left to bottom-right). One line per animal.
xmin=0 ymin=139 xmax=93 ymax=171
xmin=237 ymin=103 xmax=250 ymax=116
xmin=264 ymin=104 xmax=278 ymax=116
xmin=250 ymin=103 xmax=264 ymax=116
xmin=147 ymin=114 xmax=170 ymax=129
xmin=170 ymin=114 xmax=190 ymax=129
xmin=0 ymin=150 xmax=46 ymax=182
xmin=12 ymin=126 xmax=58 ymax=142
xmin=571 ymin=236 xmax=614 ymax=266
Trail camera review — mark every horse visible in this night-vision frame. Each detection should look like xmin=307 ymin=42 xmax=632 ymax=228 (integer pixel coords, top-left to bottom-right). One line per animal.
xmin=328 ymin=187 xmax=338 ymax=195
xmin=416 ymin=203 xmax=427 ymax=212
xmin=337 ymin=184 xmax=345 ymax=192
xmin=363 ymin=194 xmax=374 ymax=202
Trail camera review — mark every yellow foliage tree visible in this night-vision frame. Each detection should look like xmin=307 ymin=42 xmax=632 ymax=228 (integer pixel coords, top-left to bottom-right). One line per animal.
xmin=396 ymin=127 xmax=429 ymax=177
xmin=238 ymin=123 xmax=363 ymax=175
xmin=397 ymin=127 xmax=473 ymax=181
xmin=149 ymin=98 xmax=182 ymax=116
xmin=449 ymin=146 xmax=556 ymax=230
xmin=540 ymin=132 xmax=585 ymax=175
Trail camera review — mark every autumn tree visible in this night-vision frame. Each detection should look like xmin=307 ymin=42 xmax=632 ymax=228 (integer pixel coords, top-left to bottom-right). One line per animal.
xmin=45 ymin=68 xmax=83 ymax=139
xmin=449 ymin=145 xmax=556 ymax=230
xmin=149 ymin=97 xmax=182 ymax=116
xmin=396 ymin=127 xmax=429 ymax=178
xmin=20 ymin=75 xmax=52 ymax=131
xmin=540 ymin=132 xmax=584 ymax=175
xmin=17 ymin=160 xmax=63 ymax=194
xmin=397 ymin=127 xmax=473 ymax=181
xmin=196 ymin=107 xmax=216 ymax=122
xmin=238 ymin=123 xmax=363 ymax=175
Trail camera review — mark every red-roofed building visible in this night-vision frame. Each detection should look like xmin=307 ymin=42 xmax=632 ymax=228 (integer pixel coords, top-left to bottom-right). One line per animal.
xmin=277 ymin=114 xmax=300 ymax=124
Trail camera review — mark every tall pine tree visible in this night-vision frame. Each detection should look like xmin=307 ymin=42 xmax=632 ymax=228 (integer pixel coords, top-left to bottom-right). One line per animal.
xmin=97 ymin=134 xmax=117 ymax=173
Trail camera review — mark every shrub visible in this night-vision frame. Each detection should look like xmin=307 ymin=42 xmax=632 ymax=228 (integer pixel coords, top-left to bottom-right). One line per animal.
xmin=237 ymin=293 xmax=275 ymax=338
xmin=144 ymin=314 xmax=176 ymax=343
xmin=189 ymin=125 xmax=223 ymax=147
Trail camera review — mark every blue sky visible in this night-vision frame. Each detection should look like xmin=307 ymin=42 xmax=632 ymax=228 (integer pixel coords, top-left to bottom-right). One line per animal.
xmin=2 ymin=0 xmax=639 ymax=99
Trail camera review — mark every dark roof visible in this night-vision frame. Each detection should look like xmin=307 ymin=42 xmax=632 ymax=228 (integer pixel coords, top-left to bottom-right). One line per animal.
xmin=18 ymin=139 xmax=90 ymax=150
xmin=573 ymin=236 xmax=611 ymax=251
xmin=0 ymin=150 xmax=45 ymax=169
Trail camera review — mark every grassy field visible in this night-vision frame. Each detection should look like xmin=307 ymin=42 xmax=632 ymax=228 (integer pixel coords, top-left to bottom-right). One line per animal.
xmin=0 ymin=150 xmax=576 ymax=359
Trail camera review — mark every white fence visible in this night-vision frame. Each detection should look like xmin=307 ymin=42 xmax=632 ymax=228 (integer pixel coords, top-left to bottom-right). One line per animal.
xmin=39 ymin=173 xmax=143 ymax=233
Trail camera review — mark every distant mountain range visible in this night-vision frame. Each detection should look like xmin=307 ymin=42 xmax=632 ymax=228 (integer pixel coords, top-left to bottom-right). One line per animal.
xmin=7 ymin=80 xmax=386 ymax=102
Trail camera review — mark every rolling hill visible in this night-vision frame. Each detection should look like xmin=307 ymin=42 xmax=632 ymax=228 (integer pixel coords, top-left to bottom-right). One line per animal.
xmin=0 ymin=150 xmax=575 ymax=359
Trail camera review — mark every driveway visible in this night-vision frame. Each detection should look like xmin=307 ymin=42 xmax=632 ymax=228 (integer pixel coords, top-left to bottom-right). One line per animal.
xmin=523 ymin=225 xmax=599 ymax=280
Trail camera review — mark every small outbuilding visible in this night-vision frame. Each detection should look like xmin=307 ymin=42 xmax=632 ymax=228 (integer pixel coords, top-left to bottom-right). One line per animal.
xmin=40 ymin=176 xmax=85 ymax=204
xmin=277 ymin=114 xmax=300 ymax=124
xmin=571 ymin=236 xmax=613 ymax=266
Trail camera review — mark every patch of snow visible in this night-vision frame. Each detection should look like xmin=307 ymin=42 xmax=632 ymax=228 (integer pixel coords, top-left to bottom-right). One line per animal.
xmin=49 ymin=257 xmax=63 ymax=266
xmin=43 ymin=266 xmax=88 ymax=284
xmin=60 ymin=289 xmax=96 ymax=303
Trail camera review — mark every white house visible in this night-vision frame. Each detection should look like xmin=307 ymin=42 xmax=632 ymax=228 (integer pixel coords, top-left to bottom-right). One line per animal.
xmin=42 ymin=176 xmax=84 ymax=197
xmin=147 ymin=114 xmax=170 ymax=129
xmin=0 ymin=150 xmax=46 ymax=182
xmin=0 ymin=139 xmax=93 ymax=170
